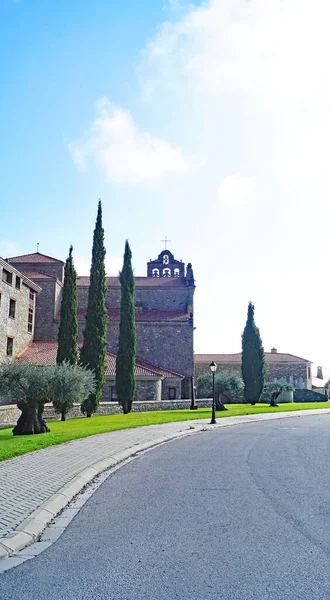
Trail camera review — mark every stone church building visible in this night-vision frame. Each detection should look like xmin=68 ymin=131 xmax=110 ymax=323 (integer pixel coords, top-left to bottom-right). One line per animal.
xmin=1 ymin=248 xmax=195 ymax=402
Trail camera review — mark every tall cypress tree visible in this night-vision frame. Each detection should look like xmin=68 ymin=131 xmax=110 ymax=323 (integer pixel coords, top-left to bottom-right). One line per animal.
xmin=80 ymin=200 xmax=107 ymax=417
xmin=116 ymin=240 xmax=136 ymax=414
xmin=241 ymin=301 xmax=265 ymax=405
xmin=56 ymin=245 xmax=78 ymax=366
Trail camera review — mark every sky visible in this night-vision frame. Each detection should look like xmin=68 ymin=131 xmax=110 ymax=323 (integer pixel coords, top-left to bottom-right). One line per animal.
xmin=1 ymin=0 xmax=330 ymax=376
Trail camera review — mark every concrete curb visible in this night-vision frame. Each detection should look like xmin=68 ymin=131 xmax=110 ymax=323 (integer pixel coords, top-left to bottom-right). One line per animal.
xmin=0 ymin=408 xmax=329 ymax=566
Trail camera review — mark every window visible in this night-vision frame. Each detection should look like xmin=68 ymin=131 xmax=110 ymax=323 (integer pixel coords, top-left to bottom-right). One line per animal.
xmin=29 ymin=289 xmax=35 ymax=302
xmin=9 ymin=299 xmax=16 ymax=319
xmin=174 ymin=268 xmax=180 ymax=277
xmin=2 ymin=269 xmax=13 ymax=285
xmin=308 ymin=366 xmax=311 ymax=379
xmin=163 ymin=255 xmax=169 ymax=265
xmin=28 ymin=307 xmax=34 ymax=333
xmin=163 ymin=268 xmax=171 ymax=277
xmin=169 ymin=387 xmax=176 ymax=400
xmin=152 ymin=268 xmax=160 ymax=277
xmin=0 ymin=292 xmax=1 ymax=307
xmin=110 ymin=386 xmax=117 ymax=401
xmin=15 ymin=276 xmax=21 ymax=290
xmin=6 ymin=337 xmax=13 ymax=356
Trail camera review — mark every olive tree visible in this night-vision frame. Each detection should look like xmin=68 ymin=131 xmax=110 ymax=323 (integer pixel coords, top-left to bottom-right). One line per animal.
xmin=0 ymin=362 xmax=53 ymax=435
xmin=264 ymin=381 xmax=294 ymax=407
xmin=197 ymin=371 xmax=244 ymax=410
xmin=0 ymin=362 xmax=97 ymax=434
xmin=50 ymin=362 xmax=96 ymax=421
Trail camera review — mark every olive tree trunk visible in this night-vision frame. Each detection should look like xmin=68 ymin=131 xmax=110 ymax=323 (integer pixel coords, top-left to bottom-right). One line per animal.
xmin=13 ymin=400 xmax=50 ymax=435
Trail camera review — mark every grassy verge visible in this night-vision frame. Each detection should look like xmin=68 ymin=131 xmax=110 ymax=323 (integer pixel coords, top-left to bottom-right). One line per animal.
xmin=0 ymin=402 xmax=329 ymax=462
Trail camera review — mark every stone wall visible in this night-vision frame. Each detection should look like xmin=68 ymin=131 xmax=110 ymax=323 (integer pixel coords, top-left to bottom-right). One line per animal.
xmin=161 ymin=378 xmax=182 ymax=400
xmin=103 ymin=378 xmax=162 ymax=402
xmin=8 ymin=262 xmax=64 ymax=282
xmin=34 ymin=279 xmax=62 ymax=340
xmin=0 ymin=400 xmax=213 ymax=427
xmin=0 ymin=274 xmax=36 ymax=360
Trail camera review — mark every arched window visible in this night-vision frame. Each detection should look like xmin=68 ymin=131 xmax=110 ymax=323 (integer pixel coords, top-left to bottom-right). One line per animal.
xmin=152 ymin=268 xmax=159 ymax=277
xmin=163 ymin=255 xmax=169 ymax=265
xmin=163 ymin=268 xmax=171 ymax=277
xmin=174 ymin=268 xmax=180 ymax=277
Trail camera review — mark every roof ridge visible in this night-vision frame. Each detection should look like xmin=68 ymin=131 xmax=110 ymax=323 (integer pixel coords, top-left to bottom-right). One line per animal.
xmin=7 ymin=252 xmax=64 ymax=264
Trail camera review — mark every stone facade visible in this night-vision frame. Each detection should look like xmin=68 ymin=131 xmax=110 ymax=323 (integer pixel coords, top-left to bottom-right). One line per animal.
xmin=103 ymin=378 xmax=162 ymax=402
xmin=195 ymin=351 xmax=312 ymax=390
xmin=0 ymin=258 xmax=40 ymax=361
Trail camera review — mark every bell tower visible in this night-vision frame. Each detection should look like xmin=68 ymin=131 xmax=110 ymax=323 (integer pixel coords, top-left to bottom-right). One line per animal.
xmin=147 ymin=250 xmax=185 ymax=278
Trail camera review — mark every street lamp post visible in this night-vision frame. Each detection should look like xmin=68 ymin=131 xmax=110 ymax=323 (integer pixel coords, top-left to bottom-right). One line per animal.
xmin=209 ymin=361 xmax=217 ymax=424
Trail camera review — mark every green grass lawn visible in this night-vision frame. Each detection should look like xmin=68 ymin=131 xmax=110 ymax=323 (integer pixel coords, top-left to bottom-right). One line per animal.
xmin=0 ymin=402 xmax=329 ymax=462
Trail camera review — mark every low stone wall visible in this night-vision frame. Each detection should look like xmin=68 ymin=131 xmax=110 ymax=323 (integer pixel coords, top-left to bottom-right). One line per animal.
xmin=0 ymin=405 xmax=20 ymax=428
xmin=0 ymin=400 xmax=213 ymax=427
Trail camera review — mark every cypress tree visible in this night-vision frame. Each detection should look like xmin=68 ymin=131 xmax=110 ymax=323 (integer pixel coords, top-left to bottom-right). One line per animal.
xmin=116 ymin=240 xmax=136 ymax=414
xmin=80 ymin=200 xmax=107 ymax=417
xmin=56 ymin=245 xmax=78 ymax=366
xmin=241 ymin=301 xmax=265 ymax=405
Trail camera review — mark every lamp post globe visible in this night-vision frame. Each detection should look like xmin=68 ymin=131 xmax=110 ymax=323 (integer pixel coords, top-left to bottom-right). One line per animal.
xmin=209 ymin=361 xmax=217 ymax=424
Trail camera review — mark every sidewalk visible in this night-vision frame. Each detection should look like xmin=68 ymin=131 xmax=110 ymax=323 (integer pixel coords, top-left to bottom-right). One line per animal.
xmin=1 ymin=409 xmax=329 ymax=563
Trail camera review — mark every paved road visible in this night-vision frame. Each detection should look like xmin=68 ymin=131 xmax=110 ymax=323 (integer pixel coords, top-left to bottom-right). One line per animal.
xmin=2 ymin=414 xmax=330 ymax=599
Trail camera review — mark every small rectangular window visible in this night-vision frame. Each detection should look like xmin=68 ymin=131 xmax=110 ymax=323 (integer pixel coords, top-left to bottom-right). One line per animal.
xmin=15 ymin=276 xmax=21 ymax=290
xmin=110 ymin=386 xmax=117 ymax=401
xmin=28 ymin=307 xmax=33 ymax=333
xmin=9 ymin=299 xmax=16 ymax=319
xmin=2 ymin=269 xmax=13 ymax=285
xmin=29 ymin=289 xmax=35 ymax=302
xmin=308 ymin=366 xmax=311 ymax=379
xmin=169 ymin=387 xmax=176 ymax=400
xmin=6 ymin=337 xmax=13 ymax=356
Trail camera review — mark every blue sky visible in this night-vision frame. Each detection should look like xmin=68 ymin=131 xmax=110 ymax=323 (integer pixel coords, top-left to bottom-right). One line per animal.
xmin=1 ymin=0 xmax=330 ymax=375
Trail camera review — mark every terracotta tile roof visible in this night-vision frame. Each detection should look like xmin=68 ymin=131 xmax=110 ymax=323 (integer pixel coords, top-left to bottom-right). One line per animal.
xmin=76 ymin=276 xmax=187 ymax=288
xmin=7 ymin=252 xmax=64 ymax=264
xmin=54 ymin=308 xmax=189 ymax=323
xmin=16 ymin=341 xmax=184 ymax=379
xmin=194 ymin=353 xmax=311 ymax=364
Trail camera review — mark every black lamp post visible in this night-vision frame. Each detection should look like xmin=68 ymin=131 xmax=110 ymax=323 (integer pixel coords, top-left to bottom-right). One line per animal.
xmin=209 ymin=361 xmax=217 ymax=424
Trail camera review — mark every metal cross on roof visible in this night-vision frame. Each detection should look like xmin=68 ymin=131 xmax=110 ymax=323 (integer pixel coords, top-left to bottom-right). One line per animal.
xmin=161 ymin=236 xmax=171 ymax=250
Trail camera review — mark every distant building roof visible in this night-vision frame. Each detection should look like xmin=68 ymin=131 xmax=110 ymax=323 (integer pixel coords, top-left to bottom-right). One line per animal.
xmin=7 ymin=252 xmax=64 ymax=265
xmin=312 ymin=377 xmax=326 ymax=389
xmin=54 ymin=308 xmax=190 ymax=323
xmin=76 ymin=276 xmax=187 ymax=288
xmin=194 ymin=352 xmax=311 ymax=364
xmin=17 ymin=341 xmax=184 ymax=379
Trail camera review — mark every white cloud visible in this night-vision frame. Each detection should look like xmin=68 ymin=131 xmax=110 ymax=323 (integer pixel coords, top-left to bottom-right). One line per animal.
xmin=69 ymin=98 xmax=192 ymax=183
xmin=74 ymin=254 xmax=122 ymax=277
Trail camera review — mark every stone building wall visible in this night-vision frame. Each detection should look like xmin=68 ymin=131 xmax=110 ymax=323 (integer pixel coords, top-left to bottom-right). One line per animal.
xmin=34 ymin=278 xmax=62 ymax=340
xmin=0 ymin=267 xmax=37 ymax=360
xmin=103 ymin=378 xmax=162 ymax=402
xmin=76 ymin=284 xmax=192 ymax=312
xmin=8 ymin=261 xmax=64 ymax=282
xmin=195 ymin=361 xmax=311 ymax=390
xmin=161 ymin=378 xmax=182 ymax=400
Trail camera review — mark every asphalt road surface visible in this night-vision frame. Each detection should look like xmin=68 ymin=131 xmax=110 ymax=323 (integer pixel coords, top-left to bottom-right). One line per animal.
xmin=2 ymin=414 xmax=330 ymax=600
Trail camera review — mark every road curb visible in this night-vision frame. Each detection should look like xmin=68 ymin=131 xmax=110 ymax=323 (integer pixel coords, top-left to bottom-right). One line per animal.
xmin=1 ymin=408 xmax=329 ymax=567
